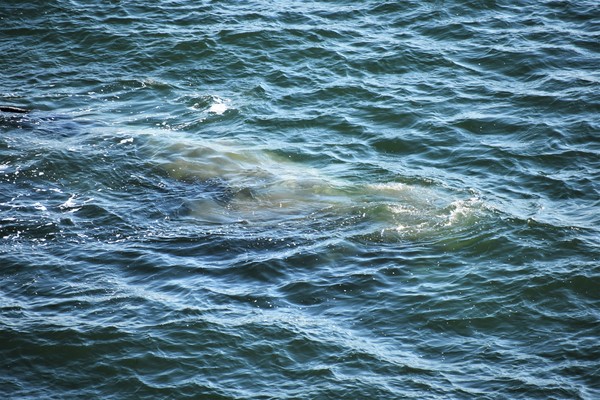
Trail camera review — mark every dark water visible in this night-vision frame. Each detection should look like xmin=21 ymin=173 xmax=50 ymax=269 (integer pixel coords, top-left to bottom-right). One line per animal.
xmin=1 ymin=1 xmax=599 ymax=398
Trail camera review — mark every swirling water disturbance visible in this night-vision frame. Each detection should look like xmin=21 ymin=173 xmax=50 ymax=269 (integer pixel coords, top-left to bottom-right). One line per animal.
xmin=1 ymin=1 xmax=599 ymax=399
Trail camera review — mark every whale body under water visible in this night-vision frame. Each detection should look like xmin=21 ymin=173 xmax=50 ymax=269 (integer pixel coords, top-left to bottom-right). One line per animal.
xmin=137 ymin=130 xmax=487 ymax=240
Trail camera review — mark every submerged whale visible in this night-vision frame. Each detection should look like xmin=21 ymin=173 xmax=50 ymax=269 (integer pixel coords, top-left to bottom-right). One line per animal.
xmin=139 ymin=132 xmax=486 ymax=238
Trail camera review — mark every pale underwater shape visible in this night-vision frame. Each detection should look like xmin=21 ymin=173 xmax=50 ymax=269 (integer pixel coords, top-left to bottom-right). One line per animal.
xmin=139 ymin=130 xmax=490 ymax=242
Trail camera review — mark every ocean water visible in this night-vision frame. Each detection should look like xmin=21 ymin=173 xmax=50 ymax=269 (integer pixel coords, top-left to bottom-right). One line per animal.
xmin=1 ymin=0 xmax=599 ymax=398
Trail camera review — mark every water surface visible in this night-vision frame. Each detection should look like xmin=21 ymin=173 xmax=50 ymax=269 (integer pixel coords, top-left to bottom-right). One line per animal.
xmin=1 ymin=1 xmax=599 ymax=399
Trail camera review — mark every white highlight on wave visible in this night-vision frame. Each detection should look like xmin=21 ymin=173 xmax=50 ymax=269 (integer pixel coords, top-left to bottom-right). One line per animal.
xmin=208 ymin=102 xmax=229 ymax=115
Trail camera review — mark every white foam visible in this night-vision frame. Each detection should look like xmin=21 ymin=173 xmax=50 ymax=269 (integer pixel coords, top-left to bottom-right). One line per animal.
xmin=444 ymin=197 xmax=481 ymax=225
xmin=208 ymin=102 xmax=228 ymax=115
xmin=33 ymin=202 xmax=47 ymax=211
xmin=59 ymin=194 xmax=78 ymax=210
xmin=368 ymin=182 xmax=410 ymax=192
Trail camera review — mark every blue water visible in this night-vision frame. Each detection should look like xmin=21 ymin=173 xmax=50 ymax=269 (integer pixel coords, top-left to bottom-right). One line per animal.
xmin=1 ymin=1 xmax=599 ymax=398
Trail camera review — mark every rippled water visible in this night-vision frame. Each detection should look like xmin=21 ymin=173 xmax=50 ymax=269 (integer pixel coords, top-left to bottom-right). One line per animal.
xmin=1 ymin=1 xmax=599 ymax=398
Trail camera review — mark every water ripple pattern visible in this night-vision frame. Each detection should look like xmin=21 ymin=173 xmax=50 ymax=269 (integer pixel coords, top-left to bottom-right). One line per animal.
xmin=1 ymin=1 xmax=599 ymax=399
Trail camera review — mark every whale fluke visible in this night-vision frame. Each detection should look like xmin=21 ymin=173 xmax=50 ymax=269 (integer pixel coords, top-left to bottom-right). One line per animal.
xmin=0 ymin=106 xmax=30 ymax=113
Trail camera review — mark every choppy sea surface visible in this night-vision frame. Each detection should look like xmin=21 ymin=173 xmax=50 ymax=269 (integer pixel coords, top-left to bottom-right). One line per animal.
xmin=1 ymin=1 xmax=599 ymax=399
